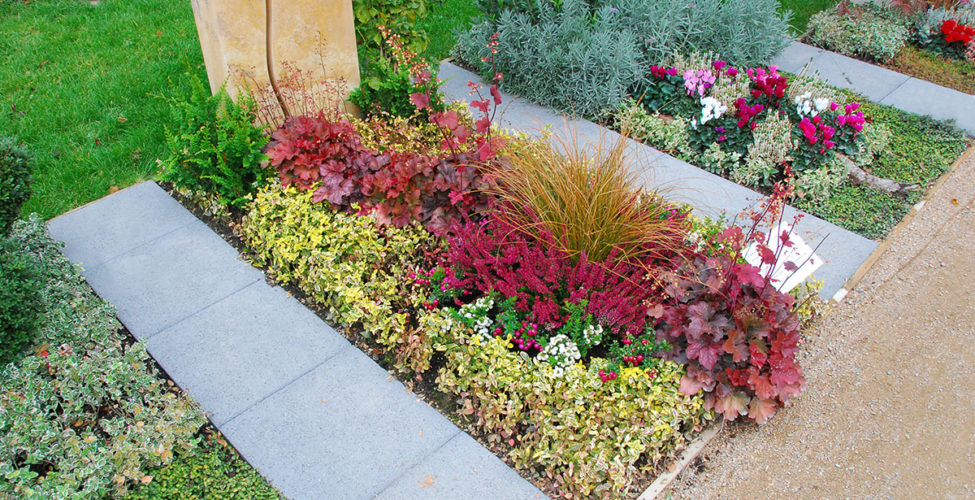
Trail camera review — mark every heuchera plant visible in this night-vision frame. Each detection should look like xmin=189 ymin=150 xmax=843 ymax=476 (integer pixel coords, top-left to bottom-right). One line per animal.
xmin=266 ymin=34 xmax=507 ymax=234
xmin=651 ymin=176 xmax=807 ymax=424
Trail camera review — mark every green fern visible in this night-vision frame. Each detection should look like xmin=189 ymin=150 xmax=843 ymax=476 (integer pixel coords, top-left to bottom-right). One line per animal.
xmin=161 ymin=77 xmax=270 ymax=209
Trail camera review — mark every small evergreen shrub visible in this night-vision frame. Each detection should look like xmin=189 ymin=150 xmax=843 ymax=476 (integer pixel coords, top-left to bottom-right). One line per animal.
xmin=0 ymin=136 xmax=33 ymax=236
xmin=162 ymin=76 xmax=270 ymax=209
xmin=805 ymin=5 xmax=911 ymax=62
xmin=0 ymin=229 xmax=44 ymax=366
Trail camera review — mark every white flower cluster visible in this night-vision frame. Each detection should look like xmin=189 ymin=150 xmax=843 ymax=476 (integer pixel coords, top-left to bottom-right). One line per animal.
xmin=699 ymin=96 xmax=728 ymax=125
xmin=794 ymin=92 xmax=830 ymax=117
xmin=581 ymin=323 xmax=603 ymax=348
xmin=457 ymin=296 xmax=495 ymax=340
xmin=537 ymin=334 xmax=582 ymax=378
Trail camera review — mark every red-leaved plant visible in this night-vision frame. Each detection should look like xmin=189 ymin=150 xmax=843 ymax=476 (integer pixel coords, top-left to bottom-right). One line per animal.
xmin=651 ymin=175 xmax=808 ymax=424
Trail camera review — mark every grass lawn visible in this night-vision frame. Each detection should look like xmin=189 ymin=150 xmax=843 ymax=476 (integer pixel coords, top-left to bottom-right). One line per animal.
xmin=780 ymin=0 xmax=837 ymax=34
xmin=420 ymin=0 xmax=482 ymax=62
xmin=0 ymin=0 xmax=204 ymax=219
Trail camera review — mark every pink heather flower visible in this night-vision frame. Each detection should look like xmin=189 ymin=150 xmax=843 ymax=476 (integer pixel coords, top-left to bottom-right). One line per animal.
xmin=717 ymin=135 xmax=727 ymax=142
xmin=726 ymin=67 xmax=739 ymax=77
xmin=830 ymin=102 xmax=839 ymax=111
xmin=837 ymin=115 xmax=848 ymax=126
xmin=713 ymin=60 xmax=727 ymax=70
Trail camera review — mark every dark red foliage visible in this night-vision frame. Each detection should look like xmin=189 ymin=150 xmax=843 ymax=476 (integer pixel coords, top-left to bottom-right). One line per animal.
xmin=265 ymin=112 xmax=496 ymax=234
xmin=650 ymin=234 xmax=805 ymax=424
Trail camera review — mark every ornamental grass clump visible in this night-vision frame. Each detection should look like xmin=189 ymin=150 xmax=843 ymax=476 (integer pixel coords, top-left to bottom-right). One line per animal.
xmin=486 ymin=130 xmax=690 ymax=265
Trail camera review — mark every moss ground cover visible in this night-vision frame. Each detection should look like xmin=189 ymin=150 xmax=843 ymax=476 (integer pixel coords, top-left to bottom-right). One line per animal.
xmin=882 ymin=44 xmax=975 ymax=94
xmin=0 ymin=0 xmax=205 ymax=219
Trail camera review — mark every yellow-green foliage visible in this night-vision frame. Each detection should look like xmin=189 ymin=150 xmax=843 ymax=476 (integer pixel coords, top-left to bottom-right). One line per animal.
xmin=240 ymin=185 xmax=441 ymax=371
xmin=437 ymin=330 xmax=710 ymax=498
xmin=353 ymin=114 xmax=446 ymax=156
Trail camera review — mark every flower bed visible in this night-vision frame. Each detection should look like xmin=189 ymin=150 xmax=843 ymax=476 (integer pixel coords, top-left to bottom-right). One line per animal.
xmin=0 ymin=217 xmax=279 ymax=499
xmin=804 ymin=1 xmax=975 ymax=95
xmin=614 ymin=54 xmax=969 ymax=239
xmin=157 ymin=38 xmax=835 ymax=496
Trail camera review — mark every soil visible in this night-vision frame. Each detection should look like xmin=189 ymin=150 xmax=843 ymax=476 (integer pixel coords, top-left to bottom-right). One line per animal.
xmin=668 ymin=146 xmax=975 ymax=499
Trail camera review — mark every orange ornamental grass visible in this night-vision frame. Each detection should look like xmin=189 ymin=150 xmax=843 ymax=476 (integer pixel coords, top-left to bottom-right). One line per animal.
xmin=485 ymin=129 xmax=690 ymax=266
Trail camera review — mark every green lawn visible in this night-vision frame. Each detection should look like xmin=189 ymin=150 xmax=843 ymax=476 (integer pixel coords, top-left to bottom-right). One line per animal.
xmin=420 ymin=0 xmax=482 ymax=62
xmin=0 ymin=0 xmax=205 ymax=219
xmin=780 ymin=0 xmax=838 ymax=34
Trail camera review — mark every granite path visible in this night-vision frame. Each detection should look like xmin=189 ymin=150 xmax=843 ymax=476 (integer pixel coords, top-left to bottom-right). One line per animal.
xmin=48 ymin=181 xmax=546 ymax=500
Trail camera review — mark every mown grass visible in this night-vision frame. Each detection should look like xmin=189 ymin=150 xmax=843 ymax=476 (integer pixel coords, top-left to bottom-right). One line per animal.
xmin=420 ymin=0 xmax=483 ymax=62
xmin=780 ymin=0 xmax=837 ymax=34
xmin=0 ymin=0 xmax=205 ymax=219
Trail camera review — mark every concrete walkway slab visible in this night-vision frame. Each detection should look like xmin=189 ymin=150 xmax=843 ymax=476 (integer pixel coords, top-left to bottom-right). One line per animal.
xmin=220 ymin=347 xmax=461 ymax=500
xmin=47 ymin=182 xmax=198 ymax=269
xmin=376 ymin=432 xmax=545 ymax=500
xmin=439 ymin=62 xmax=878 ymax=299
xmin=772 ymin=40 xmax=975 ymax=135
xmin=78 ymin=219 xmax=264 ymax=337
xmin=772 ymin=41 xmax=911 ymax=102
xmin=146 ymin=281 xmax=352 ymax=426
xmin=48 ymin=182 xmax=546 ymax=500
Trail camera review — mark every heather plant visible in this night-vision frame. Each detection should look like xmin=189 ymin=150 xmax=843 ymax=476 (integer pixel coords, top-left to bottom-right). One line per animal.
xmin=0 ymin=136 xmax=32 ymax=236
xmin=487 ymin=131 xmax=691 ymax=264
xmin=161 ymin=76 xmax=271 ymax=209
xmin=0 ymin=216 xmax=205 ymax=498
xmin=805 ymin=4 xmax=911 ymax=62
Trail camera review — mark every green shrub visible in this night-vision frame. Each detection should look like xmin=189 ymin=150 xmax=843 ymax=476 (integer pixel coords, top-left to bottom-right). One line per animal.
xmin=131 ymin=434 xmax=281 ymax=500
xmin=161 ymin=76 xmax=270 ymax=209
xmin=0 ymin=216 xmax=206 ymax=498
xmin=0 ymin=137 xmax=33 ymax=236
xmin=438 ymin=326 xmax=709 ymax=497
xmin=455 ymin=0 xmax=789 ymax=117
xmin=805 ymin=4 xmax=910 ymax=62
xmin=0 ymin=229 xmax=44 ymax=366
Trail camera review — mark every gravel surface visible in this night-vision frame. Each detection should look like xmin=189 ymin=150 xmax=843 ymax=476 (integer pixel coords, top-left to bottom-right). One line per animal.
xmin=668 ymin=146 xmax=975 ymax=500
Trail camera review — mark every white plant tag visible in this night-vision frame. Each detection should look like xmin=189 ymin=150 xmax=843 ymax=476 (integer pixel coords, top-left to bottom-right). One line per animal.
xmin=743 ymin=223 xmax=823 ymax=293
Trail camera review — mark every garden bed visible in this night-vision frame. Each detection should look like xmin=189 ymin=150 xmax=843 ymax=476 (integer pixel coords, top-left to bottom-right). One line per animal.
xmin=0 ymin=216 xmax=280 ymax=499
xmin=154 ymin=34 xmax=832 ymax=494
xmin=803 ymin=1 xmax=975 ymax=96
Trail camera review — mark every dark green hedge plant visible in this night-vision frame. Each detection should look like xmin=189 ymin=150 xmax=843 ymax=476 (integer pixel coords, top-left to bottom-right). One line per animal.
xmin=0 ymin=231 xmax=44 ymax=366
xmin=0 ymin=136 xmax=33 ymax=236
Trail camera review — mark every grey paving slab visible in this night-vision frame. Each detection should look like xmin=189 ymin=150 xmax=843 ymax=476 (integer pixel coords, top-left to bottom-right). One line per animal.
xmin=48 ymin=182 xmax=198 ymax=269
xmin=81 ymin=218 xmax=263 ymax=338
xmin=220 ymin=347 xmax=462 ymax=500
xmin=772 ymin=41 xmax=911 ymax=103
xmin=879 ymin=77 xmax=975 ymax=134
xmin=439 ymin=62 xmax=878 ymax=298
xmin=376 ymin=432 xmax=545 ymax=500
xmin=146 ymin=281 xmax=352 ymax=426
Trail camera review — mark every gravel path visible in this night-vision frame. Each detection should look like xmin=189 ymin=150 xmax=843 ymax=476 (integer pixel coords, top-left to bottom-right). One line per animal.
xmin=669 ymin=146 xmax=975 ymax=499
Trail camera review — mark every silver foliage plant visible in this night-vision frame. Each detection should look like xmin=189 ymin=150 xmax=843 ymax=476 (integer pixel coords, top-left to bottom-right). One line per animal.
xmin=453 ymin=0 xmax=790 ymax=118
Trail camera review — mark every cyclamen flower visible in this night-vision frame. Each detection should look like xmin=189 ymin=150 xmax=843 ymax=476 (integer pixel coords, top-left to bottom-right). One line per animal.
xmin=699 ymin=96 xmax=728 ymax=125
xmin=683 ymin=69 xmax=716 ymax=97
